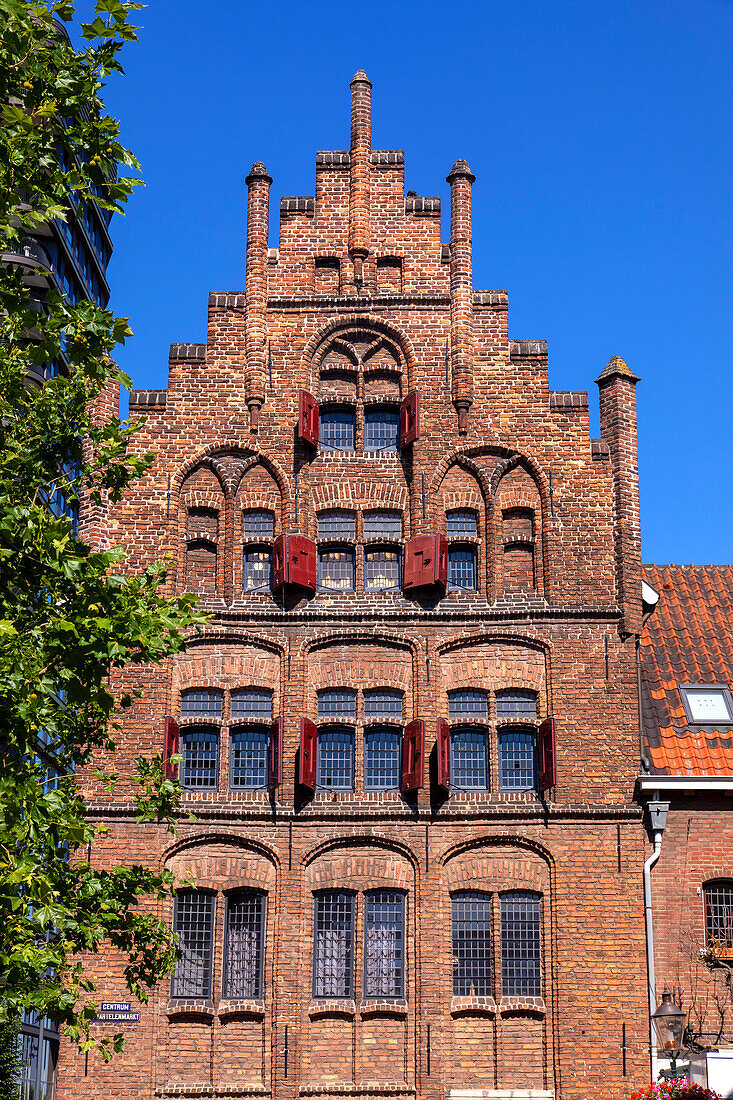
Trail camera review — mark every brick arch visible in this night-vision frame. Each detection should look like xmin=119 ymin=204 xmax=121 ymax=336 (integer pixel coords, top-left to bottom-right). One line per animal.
xmin=305 ymin=849 xmax=414 ymax=893
xmin=440 ymin=832 xmax=556 ymax=873
xmin=301 ymin=314 xmax=418 ymax=390
xmin=181 ymin=629 xmax=284 ymax=659
xmin=300 ymin=633 xmax=417 ymax=717
xmin=174 ymin=443 xmax=292 ymax=512
xmin=437 ymin=631 xmax=552 ymax=713
xmin=301 ymin=833 xmax=421 ymax=875
xmin=445 ymin=850 xmax=550 ymax=895
xmin=299 ymin=630 xmax=417 ymax=662
xmin=160 ymin=831 xmax=281 ymax=875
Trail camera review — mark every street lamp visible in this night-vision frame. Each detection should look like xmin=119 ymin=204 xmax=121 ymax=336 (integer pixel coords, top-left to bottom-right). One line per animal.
xmin=652 ymin=991 xmax=687 ymax=1079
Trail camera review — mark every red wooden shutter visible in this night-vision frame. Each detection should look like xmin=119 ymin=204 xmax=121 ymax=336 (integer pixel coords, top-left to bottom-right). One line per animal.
xmin=538 ymin=717 xmax=556 ymax=792
xmin=435 ymin=533 xmax=448 ymax=590
xmin=299 ymin=717 xmax=318 ymax=790
xmin=399 ymin=390 xmax=419 ymax=447
xmin=437 ymin=717 xmax=451 ymax=793
xmin=403 ymin=534 xmax=435 ymax=591
xmin=401 ymin=719 xmax=425 ymax=793
xmin=289 ymin=535 xmax=317 ymax=592
xmin=163 ymin=716 xmax=180 ymax=780
xmin=272 ymin=533 xmax=287 ymax=591
xmin=268 ymin=718 xmax=282 ymax=789
xmin=299 ymin=390 xmax=319 ymax=447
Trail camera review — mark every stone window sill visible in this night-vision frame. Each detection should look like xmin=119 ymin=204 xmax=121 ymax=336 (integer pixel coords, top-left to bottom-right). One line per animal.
xmin=498 ymin=995 xmax=546 ymax=1016
xmin=218 ymin=998 xmax=265 ymax=1021
xmin=450 ymin=995 xmax=496 ymax=1016
xmin=359 ymin=998 xmax=408 ymax=1018
xmin=308 ymin=997 xmax=356 ymax=1019
xmin=165 ymin=998 xmax=215 ymax=1019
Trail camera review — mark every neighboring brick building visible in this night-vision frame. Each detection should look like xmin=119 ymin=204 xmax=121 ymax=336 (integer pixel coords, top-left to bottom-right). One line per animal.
xmin=57 ymin=72 xmax=654 ymax=1100
xmin=639 ymin=564 xmax=733 ymax=1095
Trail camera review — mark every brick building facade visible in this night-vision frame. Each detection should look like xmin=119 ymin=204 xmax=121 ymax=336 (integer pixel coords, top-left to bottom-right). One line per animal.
xmin=57 ymin=73 xmax=654 ymax=1100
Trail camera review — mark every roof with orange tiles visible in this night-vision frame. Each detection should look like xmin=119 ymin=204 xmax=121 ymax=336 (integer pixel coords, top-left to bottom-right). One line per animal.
xmin=641 ymin=564 xmax=733 ymax=776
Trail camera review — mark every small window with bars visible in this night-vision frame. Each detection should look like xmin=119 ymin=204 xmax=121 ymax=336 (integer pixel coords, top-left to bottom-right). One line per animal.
xmin=450 ymin=727 xmax=489 ymax=790
xmin=232 ymin=690 xmax=273 ymax=720
xmin=448 ymin=546 xmax=478 ymax=591
xmin=364 ymin=407 xmax=399 ymax=452
xmin=500 ymin=891 xmax=541 ymax=997
xmin=318 ymin=548 xmax=356 ymax=591
xmin=319 ymin=407 xmax=356 ymax=451
xmin=364 ymin=727 xmax=402 ymax=790
xmin=447 ymin=509 xmax=478 ymax=538
xmin=242 ymin=510 xmax=275 ymax=539
xmin=180 ymin=690 xmax=223 ymax=720
xmin=224 ymin=891 xmax=265 ymax=999
xmin=363 ymin=511 xmax=402 ymax=539
xmin=364 ymin=548 xmax=401 ymax=591
xmin=452 ymin=891 xmax=492 ymax=997
xmin=448 ymin=690 xmax=488 ymax=719
xmin=496 ymin=690 xmax=537 ymax=721
xmin=318 ymin=691 xmax=357 ymax=719
xmin=318 ymin=511 xmax=356 ymax=540
xmin=180 ymin=728 xmax=220 ymax=789
xmin=230 ymin=726 xmax=269 ymax=789
xmin=364 ymin=691 xmax=403 ymax=718
xmin=172 ymin=891 xmax=215 ymax=998
xmin=313 ymin=891 xmax=355 ymax=998
xmin=364 ymin=890 xmax=404 ymax=998
xmin=243 ymin=548 xmax=272 ymax=592
xmin=705 ymin=882 xmax=733 ymax=951
xmin=498 ymin=729 xmax=537 ymax=791
xmin=317 ymin=727 xmax=355 ymax=790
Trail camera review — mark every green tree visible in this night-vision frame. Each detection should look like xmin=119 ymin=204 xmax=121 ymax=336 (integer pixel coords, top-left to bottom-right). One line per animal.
xmin=0 ymin=0 xmax=206 ymax=1059
xmin=0 ymin=1019 xmax=21 ymax=1100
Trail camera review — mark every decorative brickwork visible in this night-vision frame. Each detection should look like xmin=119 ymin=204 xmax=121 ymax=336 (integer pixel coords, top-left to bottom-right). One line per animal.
xmin=60 ymin=74 xmax=650 ymax=1100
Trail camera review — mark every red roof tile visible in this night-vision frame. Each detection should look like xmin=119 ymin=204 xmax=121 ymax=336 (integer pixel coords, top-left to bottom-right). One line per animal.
xmin=641 ymin=565 xmax=733 ymax=776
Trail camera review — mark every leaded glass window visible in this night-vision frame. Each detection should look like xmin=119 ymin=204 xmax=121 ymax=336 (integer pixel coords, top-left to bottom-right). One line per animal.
xmin=364 ymin=891 xmax=404 ymax=997
xmin=448 ymin=546 xmax=477 ymax=591
xmin=316 ymin=727 xmax=355 ymax=790
xmin=230 ymin=726 xmax=269 ymax=789
xmin=180 ymin=690 xmax=223 ymax=720
xmin=447 ymin=509 xmax=478 ymax=538
xmin=364 ymin=691 xmax=403 ymax=718
xmin=242 ymin=510 xmax=275 ymax=538
xmin=180 ymin=728 xmax=219 ymax=789
xmin=172 ymin=891 xmax=215 ymax=998
xmin=363 ymin=511 xmax=402 ymax=539
xmin=318 ymin=548 xmax=355 ymax=591
xmin=452 ymin=891 xmax=492 ymax=997
xmin=318 ymin=691 xmax=357 ymax=719
xmin=448 ymin=690 xmax=488 ymax=719
xmin=500 ymin=892 xmax=541 ymax=997
xmin=364 ymin=549 xmax=401 ymax=590
xmin=224 ymin=891 xmax=265 ymax=999
xmin=319 ymin=408 xmax=355 ymax=451
xmin=498 ymin=729 xmax=537 ymax=791
xmin=450 ymin=727 xmax=489 ymax=790
xmin=364 ymin=407 xmax=399 ymax=452
xmin=231 ymin=690 xmax=273 ymax=720
xmin=243 ymin=548 xmax=272 ymax=592
xmin=496 ymin=690 xmax=537 ymax=721
xmin=364 ymin=727 xmax=401 ymax=790
xmin=313 ymin=891 xmax=354 ymax=997
xmin=318 ymin=511 xmax=356 ymax=540
xmin=706 ymin=882 xmax=733 ymax=949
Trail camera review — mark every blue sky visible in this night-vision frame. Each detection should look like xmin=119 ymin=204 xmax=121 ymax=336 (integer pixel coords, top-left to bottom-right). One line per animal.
xmin=97 ymin=0 xmax=733 ymax=565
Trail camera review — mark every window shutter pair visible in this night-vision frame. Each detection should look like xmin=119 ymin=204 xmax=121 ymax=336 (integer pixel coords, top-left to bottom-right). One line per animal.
xmin=435 ymin=717 xmax=555 ymax=794
xmin=298 ymin=717 xmax=425 ymax=794
xmin=273 ymin=534 xmax=317 ymax=593
xmin=298 ymin=389 xmax=419 ymax=449
xmin=163 ymin=716 xmax=282 ymax=789
xmin=403 ymin=534 xmax=448 ymax=591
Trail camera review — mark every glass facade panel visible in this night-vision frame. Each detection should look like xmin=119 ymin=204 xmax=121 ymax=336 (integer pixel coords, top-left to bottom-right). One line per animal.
xmin=242 ymin=510 xmax=274 ymax=538
xmin=500 ymin=892 xmax=541 ymax=997
xmin=364 ymin=549 xmax=401 ymax=590
xmin=180 ymin=728 xmax=219 ymax=789
xmin=498 ymin=729 xmax=537 ymax=791
xmin=224 ymin=891 xmax=265 ymax=999
xmin=496 ymin=690 xmax=537 ymax=720
xmin=318 ymin=548 xmax=355 ymax=591
xmin=319 ymin=408 xmax=355 ymax=451
xmin=452 ymin=891 xmax=492 ymax=997
xmin=230 ymin=727 xmax=269 ymax=789
xmin=172 ymin=891 xmax=216 ymax=998
xmin=446 ymin=509 xmax=478 ymax=538
xmin=243 ymin=548 xmax=272 ymax=592
xmin=363 ymin=511 xmax=402 ymax=539
xmin=450 ymin=727 xmax=489 ymax=790
xmin=448 ymin=547 xmax=477 ymax=590
xmin=317 ymin=727 xmax=355 ymax=790
xmin=364 ymin=727 xmax=401 ymax=790
xmin=364 ymin=407 xmax=399 ymax=451
xmin=364 ymin=891 xmax=404 ymax=997
xmin=313 ymin=891 xmax=355 ymax=998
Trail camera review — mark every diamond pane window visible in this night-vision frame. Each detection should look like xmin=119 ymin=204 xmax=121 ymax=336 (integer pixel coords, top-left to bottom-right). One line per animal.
xmin=448 ymin=690 xmax=488 ymax=719
xmin=496 ymin=690 xmax=537 ymax=721
xmin=180 ymin=728 xmax=219 ymax=789
xmin=498 ymin=729 xmax=537 ymax=791
xmin=317 ymin=727 xmax=355 ymax=790
xmin=448 ymin=547 xmax=477 ymax=591
xmin=319 ymin=408 xmax=355 ymax=451
xmin=364 ymin=549 xmax=401 ymax=591
xmin=681 ymin=686 xmax=733 ymax=724
xmin=447 ymin=509 xmax=478 ymax=538
xmin=364 ymin=891 xmax=404 ymax=998
xmin=243 ymin=548 xmax=272 ymax=592
xmin=452 ymin=891 xmax=492 ymax=997
xmin=364 ymin=407 xmax=399 ymax=452
xmin=501 ymin=892 xmax=541 ymax=997
xmin=450 ymin=727 xmax=489 ymax=790
xmin=230 ymin=727 xmax=269 ymax=789
xmin=318 ymin=548 xmax=355 ymax=591
xmin=172 ymin=891 xmax=215 ymax=998
xmin=706 ymin=882 xmax=733 ymax=949
xmin=364 ymin=727 xmax=402 ymax=790
xmin=231 ymin=690 xmax=273 ymax=720
xmin=364 ymin=691 xmax=403 ymax=719
xmin=242 ymin=510 xmax=275 ymax=538
xmin=318 ymin=691 xmax=357 ymax=718
xmin=313 ymin=891 xmax=355 ymax=998
xmin=318 ymin=511 xmax=356 ymax=540
xmin=224 ymin=891 xmax=265 ymax=999
xmin=363 ymin=510 xmax=402 ymax=539
xmin=180 ymin=690 xmax=223 ymax=720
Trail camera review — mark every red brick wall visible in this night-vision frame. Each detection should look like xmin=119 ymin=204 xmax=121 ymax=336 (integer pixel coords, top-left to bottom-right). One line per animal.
xmin=60 ymin=76 xmax=651 ymax=1100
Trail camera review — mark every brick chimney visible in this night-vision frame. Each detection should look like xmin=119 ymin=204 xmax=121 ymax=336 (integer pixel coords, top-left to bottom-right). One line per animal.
xmin=446 ymin=159 xmax=475 ymax=432
xmin=596 ymin=355 xmax=642 ymax=635
xmin=245 ymin=160 xmax=272 ymax=430
xmin=348 ymin=70 xmax=372 ymax=288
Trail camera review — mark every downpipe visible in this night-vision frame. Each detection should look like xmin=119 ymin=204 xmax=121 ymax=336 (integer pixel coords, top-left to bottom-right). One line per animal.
xmin=644 ymin=828 xmax=663 ymax=1081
